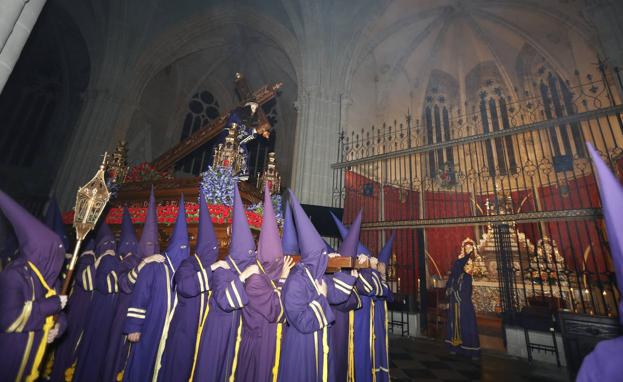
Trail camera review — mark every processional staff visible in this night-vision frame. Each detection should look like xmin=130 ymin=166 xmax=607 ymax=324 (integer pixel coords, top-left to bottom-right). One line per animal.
xmin=60 ymin=153 xmax=111 ymax=295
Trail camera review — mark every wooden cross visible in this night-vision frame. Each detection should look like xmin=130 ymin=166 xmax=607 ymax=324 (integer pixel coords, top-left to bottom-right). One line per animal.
xmin=151 ymin=73 xmax=282 ymax=172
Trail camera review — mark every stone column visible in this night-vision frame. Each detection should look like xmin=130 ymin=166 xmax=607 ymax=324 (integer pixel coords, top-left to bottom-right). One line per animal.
xmin=0 ymin=0 xmax=46 ymax=93
xmin=54 ymin=88 xmax=134 ymax=209
xmin=0 ymin=0 xmax=26 ymax=51
xmin=290 ymin=88 xmax=343 ymax=206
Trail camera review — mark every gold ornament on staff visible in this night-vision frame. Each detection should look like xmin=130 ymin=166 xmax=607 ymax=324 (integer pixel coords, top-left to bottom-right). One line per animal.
xmin=60 ymin=153 xmax=111 ymax=295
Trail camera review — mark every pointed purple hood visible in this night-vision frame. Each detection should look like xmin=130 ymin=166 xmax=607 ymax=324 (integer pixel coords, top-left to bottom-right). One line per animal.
xmin=165 ymin=194 xmax=189 ymax=270
xmin=118 ymin=207 xmax=138 ymax=257
xmin=338 ymin=210 xmax=362 ymax=258
xmin=83 ymin=237 xmax=96 ymax=252
xmin=44 ymin=197 xmax=70 ymax=251
xmin=226 ymin=184 xmax=256 ymax=273
xmin=0 ymin=189 xmax=64 ymax=285
xmin=139 ymin=186 xmax=160 ymax=258
xmin=196 ymin=189 xmax=219 ymax=265
xmin=281 ymin=201 xmax=299 ymax=255
xmin=95 ymin=222 xmax=116 ymax=255
xmin=330 ymin=210 xmax=372 ymax=256
xmin=289 ymin=190 xmax=327 ymax=278
xmin=258 ymin=184 xmax=284 ymax=280
xmin=587 ymin=143 xmax=623 ymax=322
xmin=378 ymin=232 xmax=396 ymax=264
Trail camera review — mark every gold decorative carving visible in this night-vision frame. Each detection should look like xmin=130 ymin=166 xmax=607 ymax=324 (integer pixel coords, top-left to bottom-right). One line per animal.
xmin=257 ymin=152 xmax=281 ymax=194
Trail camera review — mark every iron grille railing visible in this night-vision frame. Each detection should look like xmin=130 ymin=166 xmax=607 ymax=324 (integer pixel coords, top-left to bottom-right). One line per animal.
xmin=331 ymin=68 xmax=623 ymax=322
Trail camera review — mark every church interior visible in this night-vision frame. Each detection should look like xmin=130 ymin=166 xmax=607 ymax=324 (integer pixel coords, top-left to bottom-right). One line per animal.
xmin=1 ymin=0 xmax=623 ymax=381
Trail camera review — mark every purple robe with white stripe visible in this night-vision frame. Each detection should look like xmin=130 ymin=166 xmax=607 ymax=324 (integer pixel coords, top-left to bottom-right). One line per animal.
xmin=50 ymin=252 xmax=95 ymax=381
xmin=122 ymin=261 xmax=175 ymax=382
xmin=278 ymin=264 xmax=355 ymax=382
xmin=101 ymin=253 xmax=141 ymax=382
xmin=72 ymin=251 xmax=121 ymax=381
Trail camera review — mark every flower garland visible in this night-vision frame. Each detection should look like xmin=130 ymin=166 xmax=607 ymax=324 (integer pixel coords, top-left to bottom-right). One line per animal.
xmin=61 ymin=203 xmax=263 ymax=229
xmin=125 ymin=162 xmax=173 ymax=183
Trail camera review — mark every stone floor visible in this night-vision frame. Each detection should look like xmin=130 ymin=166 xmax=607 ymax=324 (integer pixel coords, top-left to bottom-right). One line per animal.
xmin=389 ymin=336 xmax=570 ymax=382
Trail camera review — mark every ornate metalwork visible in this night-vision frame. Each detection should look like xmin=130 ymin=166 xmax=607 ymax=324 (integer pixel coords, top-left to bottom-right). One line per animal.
xmin=213 ymin=124 xmax=245 ymax=174
xmin=107 ymin=141 xmax=129 ymax=184
xmin=257 ymin=152 xmax=281 ymax=194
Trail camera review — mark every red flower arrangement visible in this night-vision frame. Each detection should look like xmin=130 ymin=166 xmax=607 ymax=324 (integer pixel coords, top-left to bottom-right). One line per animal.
xmin=62 ymin=202 xmax=263 ymax=229
xmin=125 ymin=162 xmax=174 ymax=183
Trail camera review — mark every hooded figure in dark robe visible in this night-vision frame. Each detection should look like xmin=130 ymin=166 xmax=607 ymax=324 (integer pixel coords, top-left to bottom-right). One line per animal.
xmin=123 ymin=193 xmax=188 ymax=382
xmin=331 ymin=212 xmax=383 ymax=382
xmin=236 ymin=184 xmax=291 ymax=382
xmin=445 ymin=238 xmax=480 ymax=359
xmin=577 ymin=143 xmax=623 ymax=381
xmin=193 ymin=184 xmax=258 ymax=382
xmin=157 ymin=189 xmax=226 ymax=382
xmin=278 ymin=191 xmax=356 ymax=382
xmin=0 ymin=189 xmax=67 ymax=382
xmin=72 ymin=222 xmax=120 ymax=381
xmin=373 ymin=232 xmax=395 ymax=382
xmin=329 ymin=210 xmax=364 ymax=382
xmin=49 ymin=238 xmax=96 ymax=382
xmin=101 ymin=207 xmax=141 ymax=382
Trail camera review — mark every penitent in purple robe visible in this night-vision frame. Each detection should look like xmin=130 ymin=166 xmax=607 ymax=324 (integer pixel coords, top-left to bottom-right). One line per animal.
xmin=372 ymin=272 xmax=393 ymax=382
xmin=236 ymin=184 xmax=286 ymax=382
xmin=123 ymin=192 xmax=188 ymax=382
xmin=354 ymin=268 xmax=378 ymax=382
xmin=157 ymin=189 xmax=218 ymax=382
xmin=330 ymin=275 xmax=361 ymax=382
xmin=49 ymin=240 xmax=96 ymax=382
xmin=445 ymin=252 xmax=480 ymax=358
xmin=193 ymin=185 xmax=254 ymax=382
xmin=278 ymin=190 xmax=355 ymax=382
xmin=101 ymin=207 xmax=141 ymax=382
xmin=72 ymin=223 xmax=120 ymax=382
xmin=372 ymin=233 xmax=395 ymax=382
xmin=331 ymin=211 xmax=380 ymax=382
xmin=576 ymin=144 xmax=623 ymax=381
xmin=329 ymin=210 xmax=365 ymax=382
xmin=0 ymin=189 xmax=66 ymax=382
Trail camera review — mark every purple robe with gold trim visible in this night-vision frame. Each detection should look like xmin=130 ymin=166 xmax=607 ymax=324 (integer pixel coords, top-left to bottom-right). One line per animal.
xmin=373 ymin=272 xmax=393 ymax=382
xmin=192 ymin=267 xmax=249 ymax=382
xmin=235 ymin=273 xmax=286 ymax=382
xmin=445 ymin=255 xmax=480 ymax=358
xmin=330 ymin=272 xmax=361 ymax=382
xmin=156 ymin=255 xmax=213 ymax=382
xmin=0 ymin=261 xmax=64 ymax=381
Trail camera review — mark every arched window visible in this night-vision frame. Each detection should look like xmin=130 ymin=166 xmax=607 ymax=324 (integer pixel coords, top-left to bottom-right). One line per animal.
xmin=175 ymin=91 xmax=221 ymax=175
xmin=424 ymin=101 xmax=454 ymax=179
xmin=538 ymin=71 xmax=586 ymax=164
xmin=479 ymin=90 xmax=517 ymax=176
